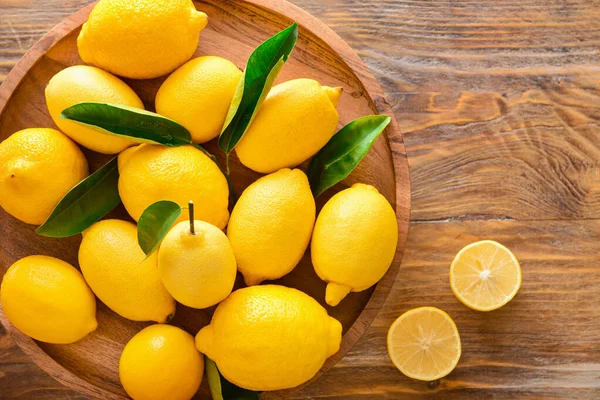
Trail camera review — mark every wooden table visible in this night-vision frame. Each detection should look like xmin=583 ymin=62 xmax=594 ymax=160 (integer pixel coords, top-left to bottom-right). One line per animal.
xmin=1 ymin=0 xmax=599 ymax=399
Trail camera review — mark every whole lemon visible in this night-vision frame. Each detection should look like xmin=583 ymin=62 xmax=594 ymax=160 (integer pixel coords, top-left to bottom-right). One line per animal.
xmin=195 ymin=285 xmax=342 ymax=391
xmin=78 ymin=219 xmax=175 ymax=322
xmin=235 ymin=79 xmax=342 ymax=173
xmin=78 ymin=0 xmax=208 ymax=79
xmin=45 ymin=65 xmax=144 ymax=154
xmin=120 ymin=324 xmax=203 ymax=400
xmin=158 ymin=220 xmax=236 ymax=309
xmin=118 ymin=144 xmax=229 ymax=229
xmin=0 ymin=255 xmax=97 ymax=344
xmin=227 ymin=169 xmax=315 ymax=286
xmin=156 ymin=56 xmax=242 ymax=143
xmin=311 ymin=184 xmax=398 ymax=307
xmin=0 ymin=128 xmax=88 ymax=225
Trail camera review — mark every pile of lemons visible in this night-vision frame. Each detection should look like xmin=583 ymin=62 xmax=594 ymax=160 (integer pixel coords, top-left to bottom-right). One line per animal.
xmin=0 ymin=0 xmax=400 ymax=399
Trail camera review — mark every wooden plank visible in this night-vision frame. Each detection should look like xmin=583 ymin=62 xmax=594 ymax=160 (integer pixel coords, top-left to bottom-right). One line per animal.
xmin=294 ymin=219 xmax=600 ymax=399
xmin=297 ymin=0 xmax=600 ymax=92
xmin=401 ymin=86 xmax=600 ymax=221
xmin=296 ymin=0 xmax=600 ymax=221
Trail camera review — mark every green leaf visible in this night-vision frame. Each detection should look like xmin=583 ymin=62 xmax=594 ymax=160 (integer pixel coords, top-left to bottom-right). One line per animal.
xmin=206 ymin=358 xmax=259 ymax=400
xmin=36 ymin=157 xmax=120 ymax=237
xmin=61 ymin=103 xmax=192 ymax=146
xmin=206 ymin=358 xmax=224 ymax=400
xmin=137 ymin=201 xmax=182 ymax=257
xmin=61 ymin=104 xmax=235 ymax=199
xmin=218 ymin=23 xmax=298 ymax=153
xmin=308 ymin=115 xmax=392 ymax=197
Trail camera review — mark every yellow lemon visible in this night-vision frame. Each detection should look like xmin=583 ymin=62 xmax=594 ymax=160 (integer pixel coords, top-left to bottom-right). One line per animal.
xmin=235 ymin=79 xmax=342 ymax=173
xmin=120 ymin=324 xmax=203 ymax=400
xmin=450 ymin=240 xmax=522 ymax=311
xmin=78 ymin=0 xmax=208 ymax=79
xmin=158 ymin=220 xmax=236 ymax=309
xmin=156 ymin=56 xmax=242 ymax=143
xmin=227 ymin=168 xmax=315 ymax=286
xmin=118 ymin=144 xmax=229 ymax=229
xmin=78 ymin=219 xmax=175 ymax=322
xmin=0 ymin=128 xmax=88 ymax=225
xmin=196 ymin=285 xmax=341 ymax=391
xmin=311 ymin=184 xmax=398 ymax=306
xmin=0 ymin=255 xmax=97 ymax=344
xmin=45 ymin=65 xmax=144 ymax=154
xmin=387 ymin=307 xmax=461 ymax=381
xmin=116 ymin=144 xmax=140 ymax=172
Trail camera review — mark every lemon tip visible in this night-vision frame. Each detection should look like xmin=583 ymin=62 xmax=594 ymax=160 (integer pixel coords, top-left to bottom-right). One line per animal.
xmin=243 ymin=274 xmax=264 ymax=286
xmin=192 ymin=10 xmax=208 ymax=31
xmin=323 ymin=86 xmax=343 ymax=108
xmin=325 ymin=282 xmax=351 ymax=306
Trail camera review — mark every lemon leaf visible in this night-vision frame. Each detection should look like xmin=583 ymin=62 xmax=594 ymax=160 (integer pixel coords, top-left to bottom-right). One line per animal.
xmin=308 ymin=115 xmax=391 ymax=197
xmin=137 ymin=201 xmax=182 ymax=257
xmin=62 ymin=103 xmax=233 ymax=198
xmin=36 ymin=157 xmax=120 ymax=237
xmin=206 ymin=358 xmax=224 ymax=400
xmin=206 ymin=358 xmax=259 ymax=400
xmin=61 ymin=102 xmax=192 ymax=146
xmin=218 ymin=23 xmax=298 ymax=154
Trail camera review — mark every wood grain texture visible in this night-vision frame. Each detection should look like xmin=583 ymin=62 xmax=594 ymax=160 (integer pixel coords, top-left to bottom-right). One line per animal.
xmin=300 ymin=0 xmax=600 ymax=222
xmin=294 ymin=219 xmax=600 ymax=399
xmin=2 ymin=0 xmax=600 ymax=399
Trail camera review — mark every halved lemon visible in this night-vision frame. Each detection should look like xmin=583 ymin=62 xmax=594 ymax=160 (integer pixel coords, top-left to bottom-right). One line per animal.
xmin=450 ymin=240 xmax=521 ymax=312
xmin=387 ymin=307 xmax=461 ymax=381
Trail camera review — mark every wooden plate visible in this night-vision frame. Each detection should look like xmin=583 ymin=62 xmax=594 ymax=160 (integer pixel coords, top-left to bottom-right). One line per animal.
xmin=0 ymin=0 xmax=410 ymax=398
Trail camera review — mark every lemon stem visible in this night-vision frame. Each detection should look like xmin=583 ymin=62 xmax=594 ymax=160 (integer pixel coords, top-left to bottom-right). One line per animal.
xmin=188 ymin=200 xmax=195 ymax=235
